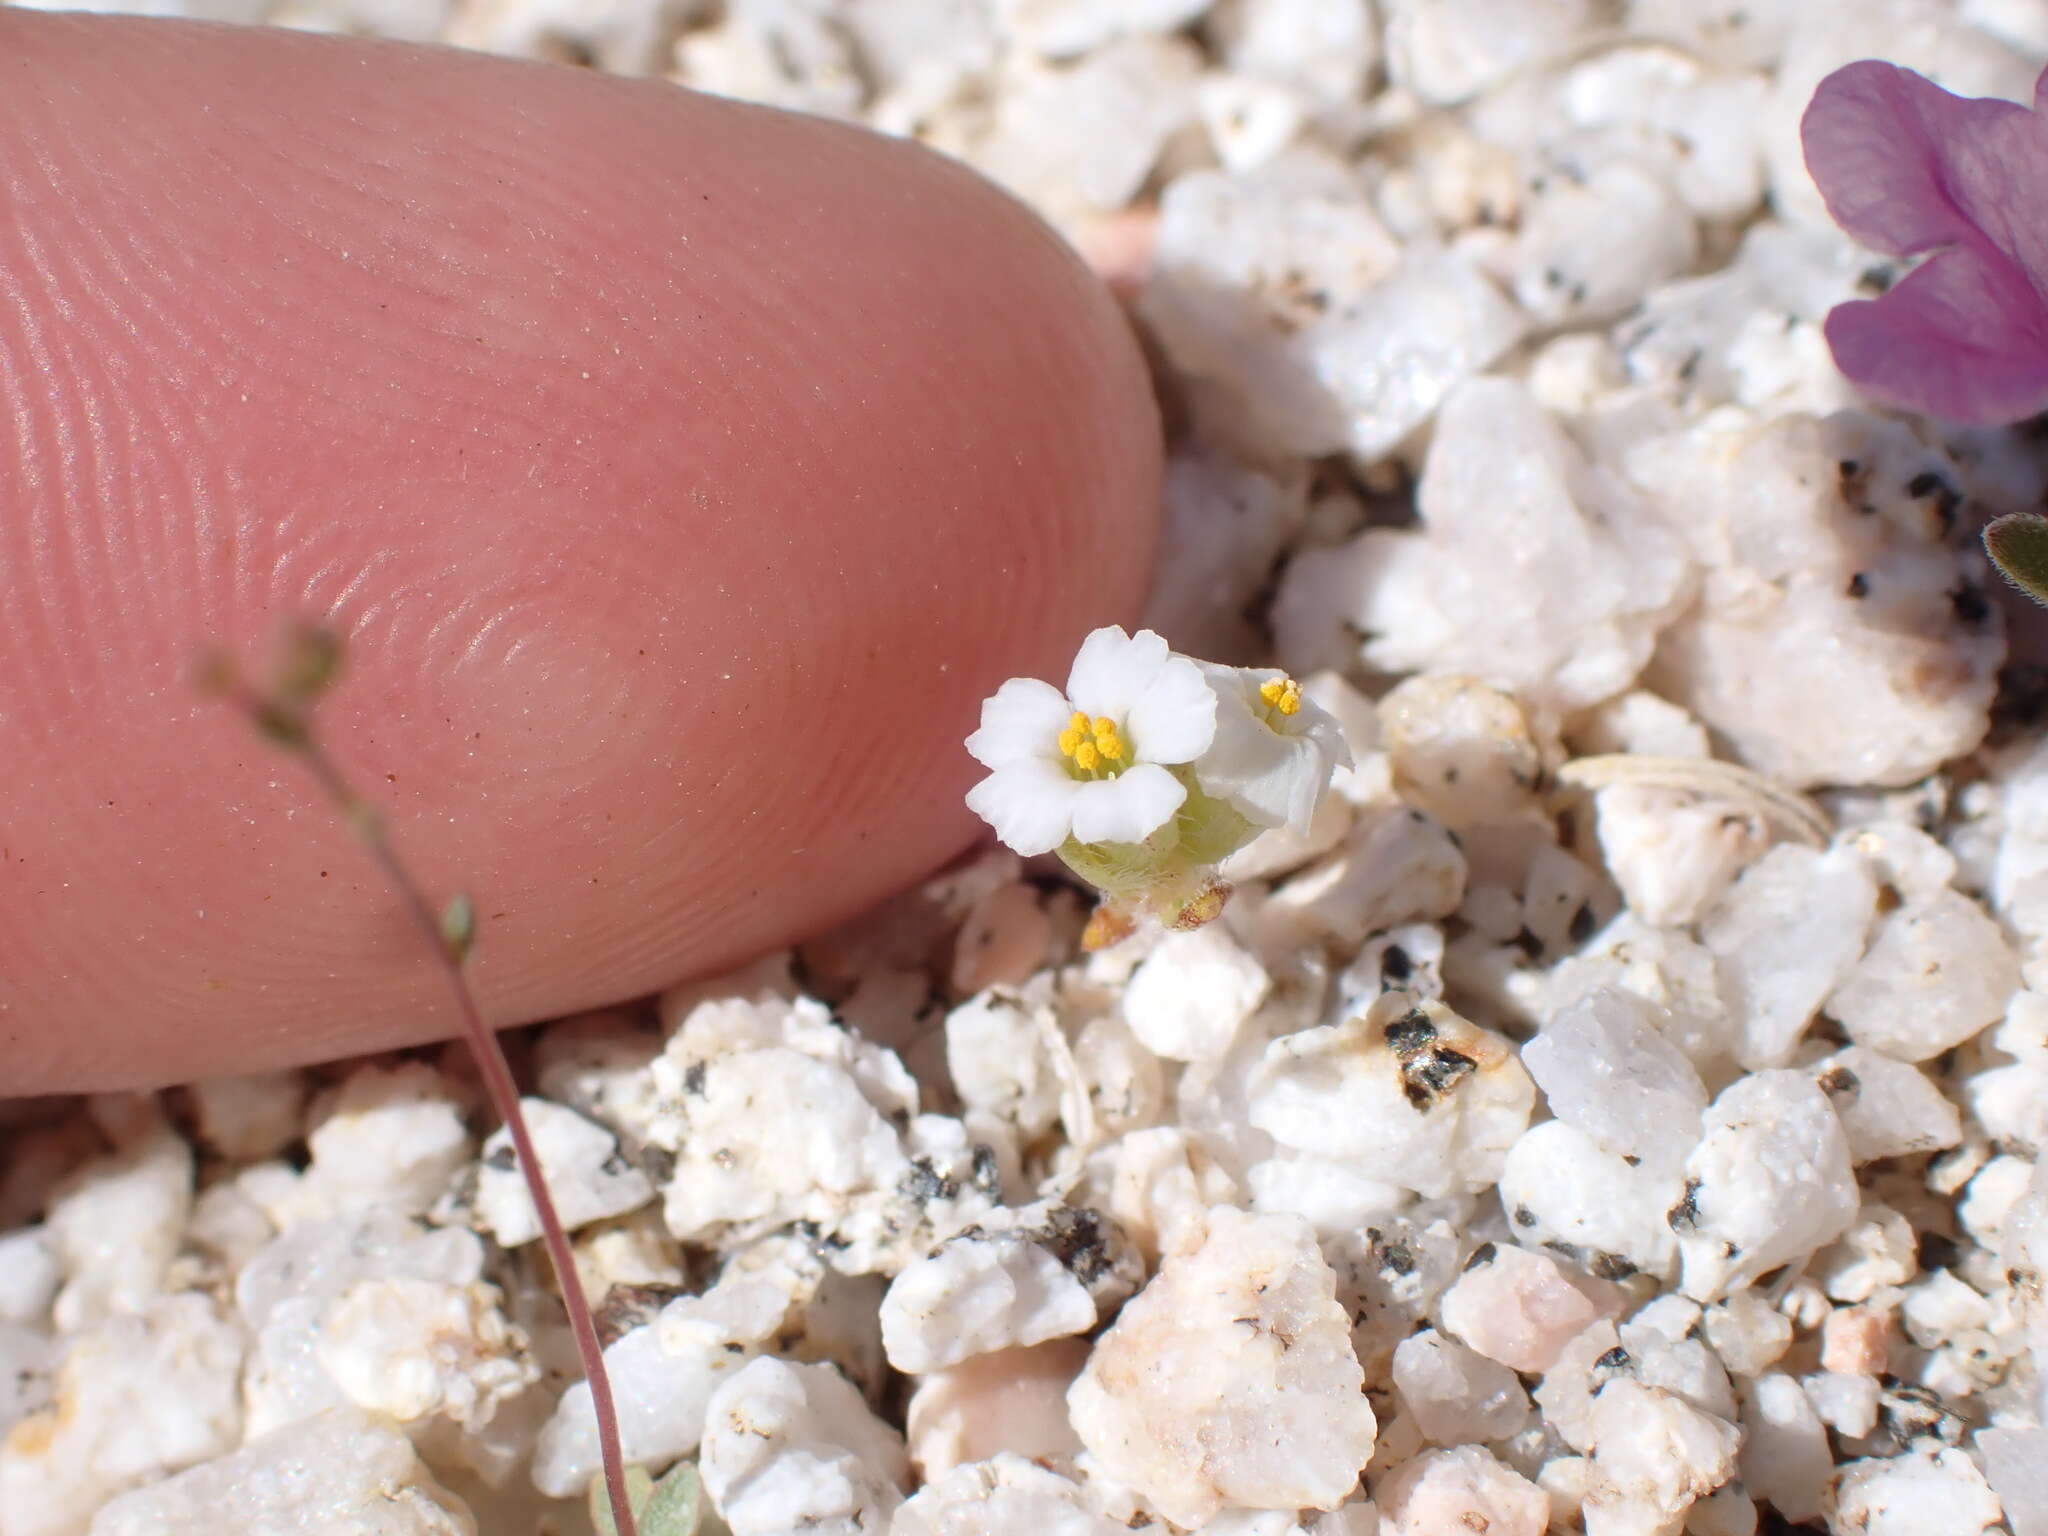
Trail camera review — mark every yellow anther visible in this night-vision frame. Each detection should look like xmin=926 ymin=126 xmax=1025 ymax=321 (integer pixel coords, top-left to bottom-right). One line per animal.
xmin=1259 ymin=677 xmax=1303 ymax=716
xmin=1059 ymin=710 xmax=1125 ymax=776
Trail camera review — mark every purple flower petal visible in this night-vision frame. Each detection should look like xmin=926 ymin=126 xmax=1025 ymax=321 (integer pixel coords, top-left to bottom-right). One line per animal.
xmin=1803 ymin=60 xmax=2048 ymax=423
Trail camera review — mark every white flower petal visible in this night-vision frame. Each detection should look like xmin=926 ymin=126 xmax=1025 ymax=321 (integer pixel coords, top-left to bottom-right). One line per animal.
xmin=1192 ymin=667 xmax=1347 ymax=833
xmin=964 ymin=677 xmax=1073 ymax=769
xmin=1069 ymin=763 xmax=1185 ymax=846
xmin=965 ymin=760 xmax=1079 ymax=856
xmin=1067 ymin=626 xmax=1171 ymax=721
xmin=1276 ymin=737 xmax=1331 ymax=832
xmin=1298 ymin=705 xmax=1353 ymax=771
xmin=1125 ymin=654 xmax=1216 ymax=764
xmin=1200 ymin=728 xmax=1305 ymax=829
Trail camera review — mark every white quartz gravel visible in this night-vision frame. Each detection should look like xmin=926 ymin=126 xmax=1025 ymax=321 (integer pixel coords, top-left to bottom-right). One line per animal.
xmin=8 ymin=1 xmax=2048 ymax=1534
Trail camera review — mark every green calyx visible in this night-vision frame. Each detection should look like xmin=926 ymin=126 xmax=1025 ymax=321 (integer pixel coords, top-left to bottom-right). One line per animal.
xmin=1055 ymin=771 xmax=1259 ymax=927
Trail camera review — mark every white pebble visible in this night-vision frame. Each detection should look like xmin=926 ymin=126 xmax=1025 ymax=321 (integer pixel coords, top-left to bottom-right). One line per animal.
xmin=1067 ymin=1207 xmax=1376 ymax=1528
xmin=531 ymin=1010 xmax=664 ymax=1141
xmin=1700 ymin=843 xmax=1877 ymax=1069
xmin=1342 ymin=379 xmax=1689 ymax=713
xmin=1197 ymin=74 xmax=1308 ymax=174
xmin=700 ymin=1357 xmax=910 ymax=1536
xmin=182 ymin=1071 xmax=306 ymax=1164
xmin=315 ymin=1277 xmax=535 ymax=1431
xmin=1979 ymin=1426 xmax=2048 ymax=1536
xmin=1590 ymin=783 xmax=1769 ymax=928
xmin=904 ymin=1339 xmax=1088 ymax=1478
xmin=1440 ymin=1245 xmax=1622 ymax=1374
xmin=1514 ymin=157 xmax=1699 ymax=328
xmin=1582 ymin=1378 xmax=1739 ymax=1535
xmin=1825 ymin=1449 xmax=2004 ymax=1536
xmin=1799 ymin=1370 xmax=1879 ymax=1438
xmin=999 ymin=0 xmax=1211 ymax=61
xmin=1122 ymin=925 xmax=1272 ymax=1062
xmin=1545 ymin=914 xmax=1736 ymax=1069
xmin=648 ymin=995 xmax=989 ymax=1273
xmin=47 ymin=1097 xmax=192 ymax=1333
xmin=1810 ymin=1047 xmax=1962 ymax=1163
xmin=1384 ymin=0 xmax=1595 ymax=104
xmin=1248 ymin=994 xmax=1533 ymax=1198
xmin=531 ymin=1256 xmax=798 ymax=1498
xmin=946 ymin=989 xmax=1066 ymax=1147
xmin=1256 ymin=803 xmax=1469 ymax=952
xmin=1826 ymin=889 xmax=2020 ymax=1062
xmin=1970 ymin=1062 xmax=2048 ymax=1154
xmin=1392 ymin=1328 xmax=1532 ymax=1445
xmin=288 ymin=1063 xmax=472 ymax=1223
xmin=893 ymin=1453 xmax=1123 ymax=1536
xmin=1208 ymin=0 xmax=1378 ymax=104
xmin=1374 ymin=1444 xmax=1547 ymax=1536
xmin=1618 ymin=1295 xmax=1737 ymax=1421
xmin=1522 ymin=986 xmax=1707 ymax=1173
xmin=1702 ymin=1291 xmax=1792 ymax=1378
xmin=1826 ymin=1214 xmax=1920 ymax=1317
xmin=234 ymin=1212 xmax=486 ymax=1439
xmin=1736 ymin=1373 xmax=1830 ymax=1524
xmin=0 ymin=1228 xmax=59 ymax=1327
xmin=87 ymin=1406 xmax=473 ymax=1536
xmin=0 ymin=1294 xmax=243 ymax=1536
xmin=1497 ymin=1120 xmax=1681 ymax=1281
xmin=1378 ymin=675 xmax=1544 ymax=830
xmin=0 ymin=1321 xmax=52 ymax=1443
xmin=474 ymin=1098 xmax=653 ymax=1248
xmin=1676 ymin=1069 xmax=1858 ymax=1301
xmin=1632 ymin=415 xmax=2001 ymax=788
xmin=879 ymin=1201 xmax=1137 ymax=1374
xmin=1962 ymin=1153 xmax=2037 ymax=1250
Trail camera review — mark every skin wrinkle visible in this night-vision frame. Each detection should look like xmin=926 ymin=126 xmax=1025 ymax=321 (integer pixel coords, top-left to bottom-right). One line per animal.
xmin=0 ymin=14 xmax=1159 ymax=1092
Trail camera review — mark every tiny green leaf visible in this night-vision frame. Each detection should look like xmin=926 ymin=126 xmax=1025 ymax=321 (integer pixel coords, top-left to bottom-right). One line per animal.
xmin=589 ymin=1466 xmax=656 ymax=1536
xmin=639 ymin=1461 xmax=713 ymax=1536
xmin=1985 ymin=512 xmax=2048 ymax=607
xmin=586 ymin=1462 xmax=719 ymax=1536
xmin=440 ymin=892 xmax=476 ymax=966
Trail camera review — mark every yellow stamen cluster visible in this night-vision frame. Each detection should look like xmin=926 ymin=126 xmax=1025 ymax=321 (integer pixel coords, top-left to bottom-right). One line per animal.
xmin=1058 ymin=711 xmax=1127 ymax=776
xmin=1259 ymin=676 xmax=1303 ymax=717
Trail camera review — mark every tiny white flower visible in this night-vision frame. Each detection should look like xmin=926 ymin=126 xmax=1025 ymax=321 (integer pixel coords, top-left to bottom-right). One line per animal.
xmin=1192 ymin=665 xmax=1351 ymax=835
xmin=965 ymin=627 xmax=1217 ymax=856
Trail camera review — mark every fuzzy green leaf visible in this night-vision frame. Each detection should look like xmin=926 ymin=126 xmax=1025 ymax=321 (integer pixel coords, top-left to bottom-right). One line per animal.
xmin=588 ymin=1462 xmax=721 ymax=1536
xmin=589 ymin=1467 xmax=655 ymax=1536
xmin=1985 ymin=512 xmax=2048 ymax=607
xmin=640 ymin=1461 xmax=717 ymax=1536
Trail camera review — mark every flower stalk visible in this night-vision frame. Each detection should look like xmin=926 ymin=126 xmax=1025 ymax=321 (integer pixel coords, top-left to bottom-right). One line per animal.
xmin=200 ymin=623 xmax=639 ymax=1536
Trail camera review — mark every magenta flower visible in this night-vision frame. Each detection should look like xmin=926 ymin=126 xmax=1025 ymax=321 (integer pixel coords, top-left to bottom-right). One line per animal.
xmin=1802 ymin=60 xmax=2048 ymax=424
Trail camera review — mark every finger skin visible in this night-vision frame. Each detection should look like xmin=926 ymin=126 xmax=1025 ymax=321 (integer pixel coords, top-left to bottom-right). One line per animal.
xmin=0 ymin=16 xmax=1160 ymax=1093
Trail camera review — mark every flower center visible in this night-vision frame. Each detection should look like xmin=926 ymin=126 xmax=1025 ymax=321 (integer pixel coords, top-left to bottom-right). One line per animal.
xmin=1258 ymin=676 xmax=1302 ymax=723
xmin=1058 ymin=711 xmax=1129 ymax=778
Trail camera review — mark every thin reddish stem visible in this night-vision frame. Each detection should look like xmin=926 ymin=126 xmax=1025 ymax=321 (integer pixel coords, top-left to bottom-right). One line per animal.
xmin=217 ymin=672 xmax=639 ymax=1536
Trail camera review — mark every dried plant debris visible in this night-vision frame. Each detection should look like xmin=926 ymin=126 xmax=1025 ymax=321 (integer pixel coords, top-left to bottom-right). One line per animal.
xmin=13 ymin=2 xmax=2048 ymax=1535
